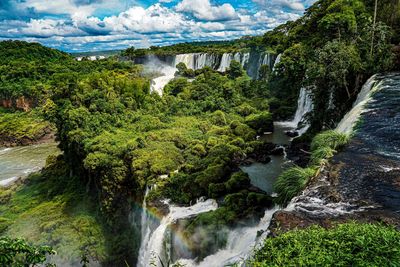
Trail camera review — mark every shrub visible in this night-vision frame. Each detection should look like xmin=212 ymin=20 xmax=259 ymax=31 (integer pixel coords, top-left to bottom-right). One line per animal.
xmin=274 ymin=167 xmax=316 ymax=205
xmin=0 ymin=237 xmax=55 ymax=266
xmin=247 ymin=223 xmax=400 ymax=266
xmin=245 ymin=112 xmax=273 ymax=134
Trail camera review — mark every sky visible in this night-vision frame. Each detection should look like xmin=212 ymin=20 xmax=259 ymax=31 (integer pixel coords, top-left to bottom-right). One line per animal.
xmin=0 ymin=0 xmax=316 ymax=52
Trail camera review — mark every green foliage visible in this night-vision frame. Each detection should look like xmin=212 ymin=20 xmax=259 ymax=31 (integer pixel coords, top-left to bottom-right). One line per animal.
xmin=0 ymin=237 xmax=55 ymax=267
xmin=245 ymin=112 xmax=273 ymax=134
xmin=275 ymin=130 xmax=348 ymax=205
xmin=274 ymin=167 xmax=316 ymax=205
xmin=0 ymin=109 xmax=53 ymax=144
xmin=227 ymin=60 xmax=244 ymax=79
xmin=120 ymin=39 xmax=253 ymax=57
xmin=310 ymin=130 xmax=349 ymax=151
xmin=247 ymin=223 xmax=400 ymax=266
xmin=0 ymin=157 xmax=107 ymax=265
xmin=263 ymin=0 xmax=396 ymax=130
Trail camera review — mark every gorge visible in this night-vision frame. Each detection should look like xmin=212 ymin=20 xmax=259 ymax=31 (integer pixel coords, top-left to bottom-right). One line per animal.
xmin=1 ymin=0 xmax=400 ymax=266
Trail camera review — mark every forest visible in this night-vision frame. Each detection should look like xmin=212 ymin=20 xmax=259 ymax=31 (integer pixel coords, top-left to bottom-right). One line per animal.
xmin=0 ymin=0 xmax=400 ymax=266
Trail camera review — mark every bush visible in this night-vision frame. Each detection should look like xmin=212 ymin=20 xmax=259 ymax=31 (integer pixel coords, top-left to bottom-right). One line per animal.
xmin=245 ymin=112 xmax=273 ymax=134
xmin=247 ymin=223 xmax=400 ymax=266
xmin=274 ymin=167 xmax=316 ymax=205
xmin=0 ymin=237 xmax=55 ymax=266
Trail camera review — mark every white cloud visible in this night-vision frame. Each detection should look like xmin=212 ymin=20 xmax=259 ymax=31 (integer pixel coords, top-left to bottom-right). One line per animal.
xmin=253 ymin=0 xmax=305 ymax=11
xmin=0 ymin=0 xmax=313 ymax=51
xmin=21 ymin=19 xmax=84 ymax=37
xmin=176 ymin=0 xmax=238 ymax=21
xmin=17 ymin=0 xmax=95 ymax=17
xmin=103 ymin=4 xmax=191 ymax=33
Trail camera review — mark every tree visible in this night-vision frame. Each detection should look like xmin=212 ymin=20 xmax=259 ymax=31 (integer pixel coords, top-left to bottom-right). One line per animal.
xmin=0 ymin=237 xmax=55 ymax=267
xmin=227 ymin=60 xmax=244 ymax=79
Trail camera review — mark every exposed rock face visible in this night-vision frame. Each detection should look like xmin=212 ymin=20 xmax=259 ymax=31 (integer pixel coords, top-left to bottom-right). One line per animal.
xmin=0 ymin=96 xmax=36 ymax=111
xmin=0 ymin=126 xmax=55 ymax=147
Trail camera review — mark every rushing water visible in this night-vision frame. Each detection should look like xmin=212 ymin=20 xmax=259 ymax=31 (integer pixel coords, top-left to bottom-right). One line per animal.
xmin=175 ymin=207 xmax=280 ymax=267
xmin=336 ymin=75 xmax=379 ymax=134
xmin=137 ymin=198 xmax=218 ymax=267
xmin=139 ymin=75 xmax=317 ymax=266
xmin=288 ymin=73 xmax=400 ymax=219
xmin=0 ymin=142 xmax=59 ymax=186
xmin=277 ymin=87 xmax=314 ymax=136
xmin=148 ymin=51 xmax=276 ymax=94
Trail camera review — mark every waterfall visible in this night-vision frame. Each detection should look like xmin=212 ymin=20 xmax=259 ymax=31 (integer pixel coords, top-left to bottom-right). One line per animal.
xmin=147 ymin=51 xmax=274 ymax=95
xmin=272 ymin=53 xmax=282 ymax=71
xmin=175 ymin=54 xmax=196 ymax=70
xmin=241 ymin=52 xmax=250 ymax=67
xmin=137 ymin=187 xmax=152 ymax=266
xmin=175 ymin=207 xmax=279 ymax=267
xmin=276 ymin=87 xmax=314 ymax=136
xmin=336 ymin=75 xmax=379 ymax=134
xmin=137 ymin=198 xmax=218 ymax=267
xmin=217 ymin=53 xmax=233 ymax=72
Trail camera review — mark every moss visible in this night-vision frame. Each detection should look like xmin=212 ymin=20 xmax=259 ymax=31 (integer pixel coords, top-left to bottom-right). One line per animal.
xmin=0 ymin=158 xmax=107 ymax=265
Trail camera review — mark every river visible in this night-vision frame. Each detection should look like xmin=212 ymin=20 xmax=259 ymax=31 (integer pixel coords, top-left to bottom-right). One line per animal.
xmin=0 ymin=142 xmax=59 ymax=186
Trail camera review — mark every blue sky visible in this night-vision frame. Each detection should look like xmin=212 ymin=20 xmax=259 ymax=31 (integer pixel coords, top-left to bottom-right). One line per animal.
xmin=0 ymin=0 xmax=316 ymax=52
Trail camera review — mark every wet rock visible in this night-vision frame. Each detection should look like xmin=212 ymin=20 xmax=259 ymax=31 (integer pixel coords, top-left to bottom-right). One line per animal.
xmin=271 ymin=147 xmax=285 ymax=156
xmin=285 ymin=130 xmax=299 ymax=138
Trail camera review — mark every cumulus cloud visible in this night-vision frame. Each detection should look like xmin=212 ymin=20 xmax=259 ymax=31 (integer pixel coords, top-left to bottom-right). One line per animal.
xmin=103 ymin=4 xmax=190 ymax=33
xmin=0 ymin=0 xmax=314 ymax=52
xmin=176 ymin=0 xmax=238 ymax=21
xmin=252 ymin=0 xmax=306 ymax=11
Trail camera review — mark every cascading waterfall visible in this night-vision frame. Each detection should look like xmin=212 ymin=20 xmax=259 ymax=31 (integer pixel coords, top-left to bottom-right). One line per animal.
xmin=147 ymin=51 xmax=273 ymax=95
xmin=217 ymin=53 xmax=234 ymax=72
xmin=272 ymin=53 xmax=282 ymax=71
xmin=137 ymin=198 xmax=218 ymax=267
xmin=276 ymin=87 xmax=314 ymax=136
xmin=137 ymin=187 xmax=153 ymax=266
xmin=175 ymin=207 xmax=280 ymax=267
xmin=336 ymin=75 xmax=379 ymax=134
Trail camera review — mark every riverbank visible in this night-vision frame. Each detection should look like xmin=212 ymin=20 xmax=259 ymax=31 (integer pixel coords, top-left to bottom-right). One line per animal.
xmin=0 ymin=142 xmax=59 ymax=187
xmin=0 ymin=108 xmax=55 ymax=147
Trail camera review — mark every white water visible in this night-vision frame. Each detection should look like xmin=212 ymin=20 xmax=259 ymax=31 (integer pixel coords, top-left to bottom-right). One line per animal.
xmin=277 ymin=87 xmax=314 ymax=136
xmin=217 ymin=53 xmax=234 ymax=72
xmin=149 ymin=52 xmax=254 ymax=95
xmin=175 ymin=207 xmax=279 ymax=267
xmin=272 ymin=53 xmax=282 ymax=71
xmin=137 ymin=187 xmax=152 ymax=266
xmin=336 ymin=75 xmax=379 ymax=134
xmin=137 ymin=198 xmax=218 ymax=267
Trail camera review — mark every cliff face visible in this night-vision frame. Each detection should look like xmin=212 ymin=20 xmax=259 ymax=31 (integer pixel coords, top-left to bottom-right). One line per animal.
xmin=1 ymin=96 xmax=35 ymax=111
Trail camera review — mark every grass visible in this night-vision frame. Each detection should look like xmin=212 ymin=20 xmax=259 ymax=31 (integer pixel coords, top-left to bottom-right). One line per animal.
xmin=274 ymin=130 xmax=349 ymax=205
xmin=246 ymin=222 xmax=400 ymax=266
xmin=274 ymin=167 xmax=316 ymax=205
xmin=310 ymin=130 xmax=349 ymax=152
xmin=0 ymin=155 xmax=106 ymax=266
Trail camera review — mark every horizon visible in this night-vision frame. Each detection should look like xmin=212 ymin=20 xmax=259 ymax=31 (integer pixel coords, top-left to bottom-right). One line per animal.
xmin=0 ymin=0 xmax=316 ymax=52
